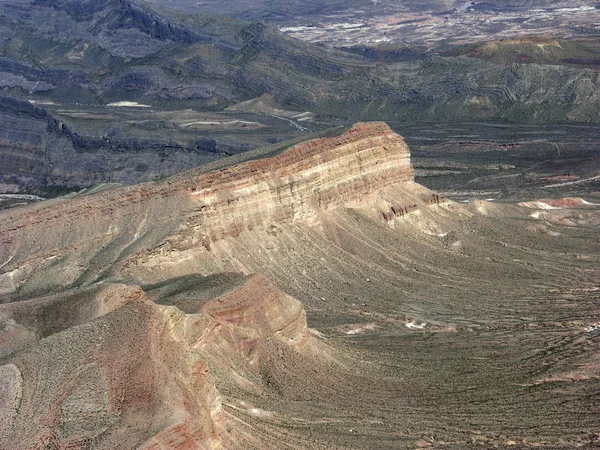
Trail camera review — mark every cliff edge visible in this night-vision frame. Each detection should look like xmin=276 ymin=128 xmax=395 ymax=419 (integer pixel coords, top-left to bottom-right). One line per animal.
xmin=0 ymin=122 xmax=426 ymax=298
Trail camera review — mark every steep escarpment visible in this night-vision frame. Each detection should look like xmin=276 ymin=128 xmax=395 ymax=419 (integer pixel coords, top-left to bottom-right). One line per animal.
xmin=0 ymin=122 xmax=421 ymax=298
xmin=179 ymin=121 xmax=413 ymax=242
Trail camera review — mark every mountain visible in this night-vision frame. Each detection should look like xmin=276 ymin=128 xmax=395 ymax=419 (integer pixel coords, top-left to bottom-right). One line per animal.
xmin=0 ymin=0 xmax=362 ymax=194
xmin=3 ymin=0 xmax=600 ymax=196
xmin=0 ymin=122 xmax=416 ymax=299
xmin=0 ymin=0 xmax=360 ymax=105
xmin=1 ymin=123 xmax=599 ymax=448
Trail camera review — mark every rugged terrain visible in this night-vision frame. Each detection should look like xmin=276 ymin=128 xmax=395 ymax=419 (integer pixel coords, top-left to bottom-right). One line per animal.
xmin=0 ymin=0 xmax=599 ymax=447
xmin=3 ymin=0 xmax=600 ymax=196
xmin=1 ymin=123 xmax=599 ymax=449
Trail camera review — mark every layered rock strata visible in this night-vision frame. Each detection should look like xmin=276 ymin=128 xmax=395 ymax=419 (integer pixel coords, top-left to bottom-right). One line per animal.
xmin=0 ymin=122 xmax=418 ymax=297
xmin=0 ymin=122 xmax=598 ymax=449
xmin=180 ymin=121 xmax=414 ymax=244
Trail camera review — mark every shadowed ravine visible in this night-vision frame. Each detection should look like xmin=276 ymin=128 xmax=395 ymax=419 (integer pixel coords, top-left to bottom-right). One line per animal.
xmin=0 ymin=123 xmax=598 ymax=449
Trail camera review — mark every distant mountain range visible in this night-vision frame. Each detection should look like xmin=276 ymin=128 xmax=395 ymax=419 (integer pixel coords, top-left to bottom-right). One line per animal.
xmin=147 ymin=0 xmax=600 ymax=22
xmin=2 ymin=0 xmax=600 ymax=195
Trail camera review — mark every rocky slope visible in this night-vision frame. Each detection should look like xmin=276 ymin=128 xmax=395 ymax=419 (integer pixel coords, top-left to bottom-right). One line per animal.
xmin=0 ymin=122 xmax=431 ymax=449
xmin=1 ymin=123 xmax=599 ymax=449
xmin=171 ymin=121 xmax=414 ymax=244
xmin=0 ymin=273 xmax=333 ymax=449
xmin=0 ymin=122 xmax=421 ymax=298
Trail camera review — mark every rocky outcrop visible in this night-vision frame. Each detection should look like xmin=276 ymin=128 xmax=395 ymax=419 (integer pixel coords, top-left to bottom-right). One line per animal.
xmin=0 ymin=122 xmax=444 ymax=448
xmin=0 ymin=272 xmax=326 ymax=449
xmin=0 ymin=122 xmax=421 ymax=297
xmin=202 ymin=275 xmax=310 ymax=350
xmin=181 ymin=122 xmax=413 ymax=243
xmin=0 ymin=288 xmax=223 ymax=450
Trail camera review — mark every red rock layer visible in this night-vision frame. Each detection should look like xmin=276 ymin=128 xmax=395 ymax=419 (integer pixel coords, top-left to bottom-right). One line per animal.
xmin=0 ymin=273 xmax=324 ymax=449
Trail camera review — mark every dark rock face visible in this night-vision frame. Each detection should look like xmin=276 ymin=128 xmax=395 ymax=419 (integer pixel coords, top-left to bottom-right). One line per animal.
xmin=0 ymin=99 xmax=55 ymax=191
xmin=0 ymin=0 xmax=350 ymax=193
xmin=0 ymin=96 xmax=256 ymax=192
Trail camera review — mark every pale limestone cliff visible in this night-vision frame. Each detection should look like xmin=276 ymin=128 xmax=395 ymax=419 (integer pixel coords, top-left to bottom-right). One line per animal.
xmin=177 ymin=121 xmax=414 ymax=246
xmin=0 ymin=122 xmax=420 ymax=298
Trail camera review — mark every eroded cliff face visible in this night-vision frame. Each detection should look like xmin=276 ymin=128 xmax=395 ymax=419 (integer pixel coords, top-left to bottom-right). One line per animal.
xmin=171 ymin=121 xmax=414 ymax=246
xmin=0 ymin=122 xmax=422 ymax=297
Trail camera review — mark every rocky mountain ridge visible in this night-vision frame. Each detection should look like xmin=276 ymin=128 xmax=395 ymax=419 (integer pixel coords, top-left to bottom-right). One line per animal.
xmin=0 ymin=122 xmax=442 ymax=449
xmin=1 ymin=122 xmax=599 ymax=448
xmin=0 ymin=122 xmax=422 ymax=299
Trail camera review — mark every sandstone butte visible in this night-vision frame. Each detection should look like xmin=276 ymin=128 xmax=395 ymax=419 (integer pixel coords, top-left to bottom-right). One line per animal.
xmin=0 ymin=122 xmax=452 ymax=449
